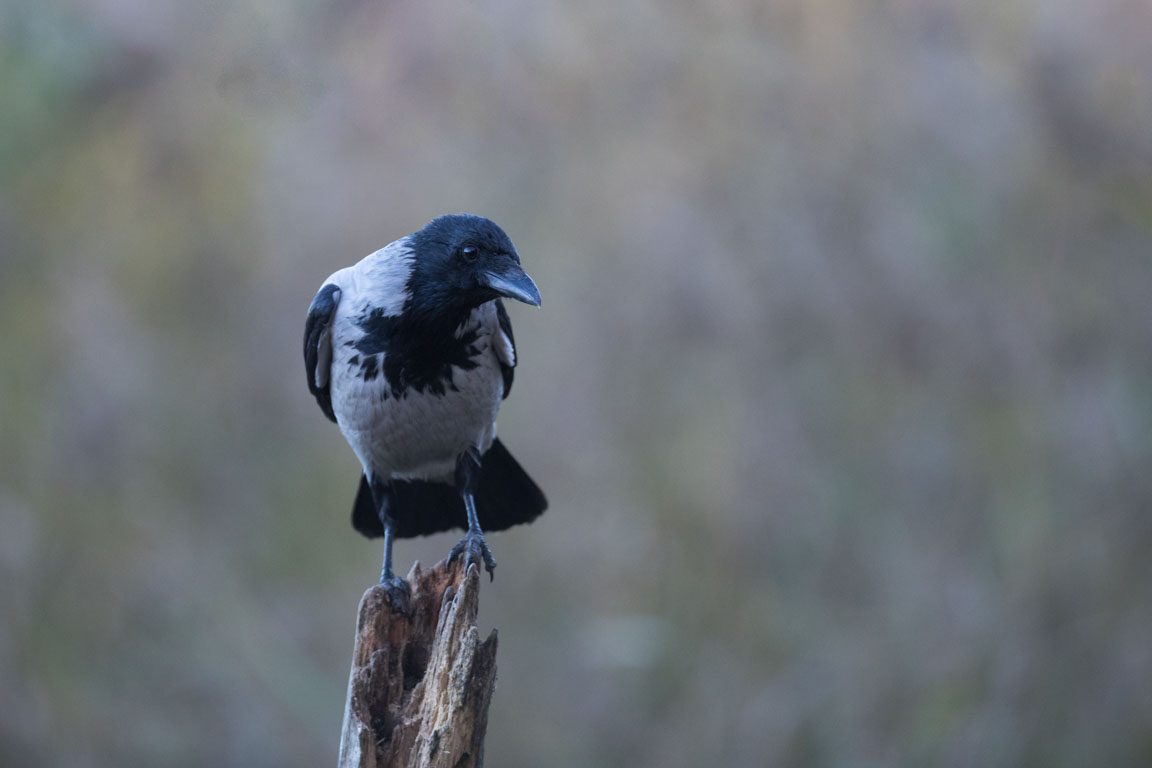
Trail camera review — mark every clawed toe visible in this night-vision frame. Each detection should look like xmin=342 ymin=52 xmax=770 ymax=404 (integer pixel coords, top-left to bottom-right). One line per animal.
xmin=449 ymin=532 xmax=497 ymax=581
xmin=379 ymin=574 xmax=412 ymax=613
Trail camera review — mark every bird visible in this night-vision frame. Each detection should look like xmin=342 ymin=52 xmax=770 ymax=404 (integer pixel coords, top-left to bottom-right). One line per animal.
xmin=303 ymin=214 xmax=547 ymax=601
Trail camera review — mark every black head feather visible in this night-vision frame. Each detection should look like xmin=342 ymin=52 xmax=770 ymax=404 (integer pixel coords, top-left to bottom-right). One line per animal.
xmin=405 ymin=215 xmax=534 ymax=319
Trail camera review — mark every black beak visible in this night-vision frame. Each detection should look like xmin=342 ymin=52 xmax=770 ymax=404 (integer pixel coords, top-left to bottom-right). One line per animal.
xmin=479 ymin=260 xmax=542 ymax=307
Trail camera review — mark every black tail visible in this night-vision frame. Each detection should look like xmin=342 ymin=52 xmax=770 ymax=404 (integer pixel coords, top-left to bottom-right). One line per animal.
xmin=350 ymin=438 xmax=548 ymax=539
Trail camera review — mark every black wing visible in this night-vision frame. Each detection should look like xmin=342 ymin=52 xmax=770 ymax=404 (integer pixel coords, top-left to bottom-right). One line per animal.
xmin=495 ymin=298 xmax=516 ymax=399
xmin=304 ymin=283 xmax=341 ymax=422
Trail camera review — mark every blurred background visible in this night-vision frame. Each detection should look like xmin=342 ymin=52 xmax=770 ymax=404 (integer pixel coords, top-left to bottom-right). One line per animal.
xmin=3 ymin=0 xmax=1151 ymax=765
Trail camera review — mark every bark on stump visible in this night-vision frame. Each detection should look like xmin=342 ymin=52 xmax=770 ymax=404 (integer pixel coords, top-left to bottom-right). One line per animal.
xmin=337 ymin=558 xmax=498 ymax=768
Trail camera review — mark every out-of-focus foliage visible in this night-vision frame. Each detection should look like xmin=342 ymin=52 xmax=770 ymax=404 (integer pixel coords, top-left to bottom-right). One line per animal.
xmin=2 ymin=0 xmax=1151 ymax=765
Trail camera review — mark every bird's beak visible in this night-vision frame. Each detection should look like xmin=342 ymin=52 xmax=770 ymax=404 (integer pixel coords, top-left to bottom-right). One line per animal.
xmin=480 ymin=260 xmax=542 ymax=307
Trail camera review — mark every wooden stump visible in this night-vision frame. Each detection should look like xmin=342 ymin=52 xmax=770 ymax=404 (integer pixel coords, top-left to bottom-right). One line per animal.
xmin=337 ymin=558 xmax=498 ymax=768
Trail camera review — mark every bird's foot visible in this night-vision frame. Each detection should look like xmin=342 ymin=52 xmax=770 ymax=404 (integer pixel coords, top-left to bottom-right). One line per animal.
xmin=378 ymin=573 xmax=412 ymax=614
xmin=448 ymin=530 xmax=497 ymax=581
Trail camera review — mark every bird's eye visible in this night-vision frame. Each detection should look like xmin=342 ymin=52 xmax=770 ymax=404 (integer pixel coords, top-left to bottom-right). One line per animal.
xmin=461 ymin=246 xmax=479 ymax=262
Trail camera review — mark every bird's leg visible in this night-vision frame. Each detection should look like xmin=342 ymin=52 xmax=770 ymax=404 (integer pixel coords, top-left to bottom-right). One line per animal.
xmin=381 ymin=517 xmax=396 ymax=582
xmin=448 ymin=447 xmax=497 ymax=580
xmin=369 ymin=476 xmax=411 ymax=611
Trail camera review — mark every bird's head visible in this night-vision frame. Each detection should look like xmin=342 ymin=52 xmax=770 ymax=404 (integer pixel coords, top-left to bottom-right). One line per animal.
xmin=406 ymin=214 xmax=541 ymax=314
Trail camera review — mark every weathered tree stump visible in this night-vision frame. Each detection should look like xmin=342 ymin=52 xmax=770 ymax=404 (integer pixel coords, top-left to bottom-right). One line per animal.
xmin=337 ymin=558 xmax=498 ymax=768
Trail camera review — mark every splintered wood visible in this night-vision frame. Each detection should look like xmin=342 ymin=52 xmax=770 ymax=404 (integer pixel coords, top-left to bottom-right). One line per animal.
xmin=337 ymin=559 xmax=498 ymax=768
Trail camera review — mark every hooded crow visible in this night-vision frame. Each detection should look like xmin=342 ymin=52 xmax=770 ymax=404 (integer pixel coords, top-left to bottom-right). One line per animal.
xmin=304 ymin=214 xmax=547 ymax=596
